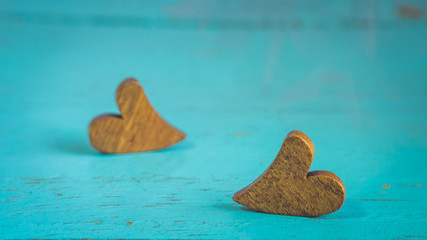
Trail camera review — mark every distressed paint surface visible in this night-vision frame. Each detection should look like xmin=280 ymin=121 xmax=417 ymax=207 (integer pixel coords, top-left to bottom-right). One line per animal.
xmin=0 ymin=0 xmax=427 ymax=239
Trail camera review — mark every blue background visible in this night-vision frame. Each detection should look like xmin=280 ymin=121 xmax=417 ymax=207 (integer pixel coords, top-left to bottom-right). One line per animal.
xmin=1 ymin=0 xmax=426 ymax=239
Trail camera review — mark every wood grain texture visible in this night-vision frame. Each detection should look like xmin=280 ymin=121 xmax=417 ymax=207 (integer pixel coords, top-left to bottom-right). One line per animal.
xmin=233 ymin=130 xmax=345 ymax=217
xmin=89 ymin=78 xmax=186 ymax=153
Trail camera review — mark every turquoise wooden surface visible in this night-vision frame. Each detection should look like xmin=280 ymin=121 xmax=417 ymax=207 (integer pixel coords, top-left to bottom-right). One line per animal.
xmin=1 ymin=1 xmax=427 ymax=239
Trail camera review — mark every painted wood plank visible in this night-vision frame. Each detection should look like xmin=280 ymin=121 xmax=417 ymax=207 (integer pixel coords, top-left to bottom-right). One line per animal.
xmin=1 ymin=0 xmax=426 ymax=239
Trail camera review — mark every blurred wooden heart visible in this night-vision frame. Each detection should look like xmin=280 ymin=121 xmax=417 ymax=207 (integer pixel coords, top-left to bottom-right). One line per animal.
xmin=233 ymin=130 xmax=345 ymax=217
xmin=89 ymin=78 xmax=186 ymax=153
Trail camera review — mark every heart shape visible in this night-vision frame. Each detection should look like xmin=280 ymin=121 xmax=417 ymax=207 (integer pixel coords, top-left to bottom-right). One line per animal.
xmin=233 ymin=130 xmax=345 ymax=217
xmin=89 ymin=78 xmax=186 ymax=153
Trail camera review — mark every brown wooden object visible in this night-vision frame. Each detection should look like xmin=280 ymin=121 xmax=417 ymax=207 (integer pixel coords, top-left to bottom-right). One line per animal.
xmin=89 ymin=78 xmax=186 ymax=153
xmin=233 ymin=130 xmax=345 ymax=217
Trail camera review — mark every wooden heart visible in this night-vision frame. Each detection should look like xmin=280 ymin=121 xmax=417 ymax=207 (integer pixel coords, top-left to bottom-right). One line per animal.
xmin=89 ymin=78 xmax=186 ymax=153
xmin=233 ymin=130 xmax=345 ymax=217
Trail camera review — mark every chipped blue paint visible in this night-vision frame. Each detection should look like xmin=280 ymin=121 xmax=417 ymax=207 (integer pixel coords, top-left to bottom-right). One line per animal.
xmin=1 ymin=0 xmax=427 ymax=239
